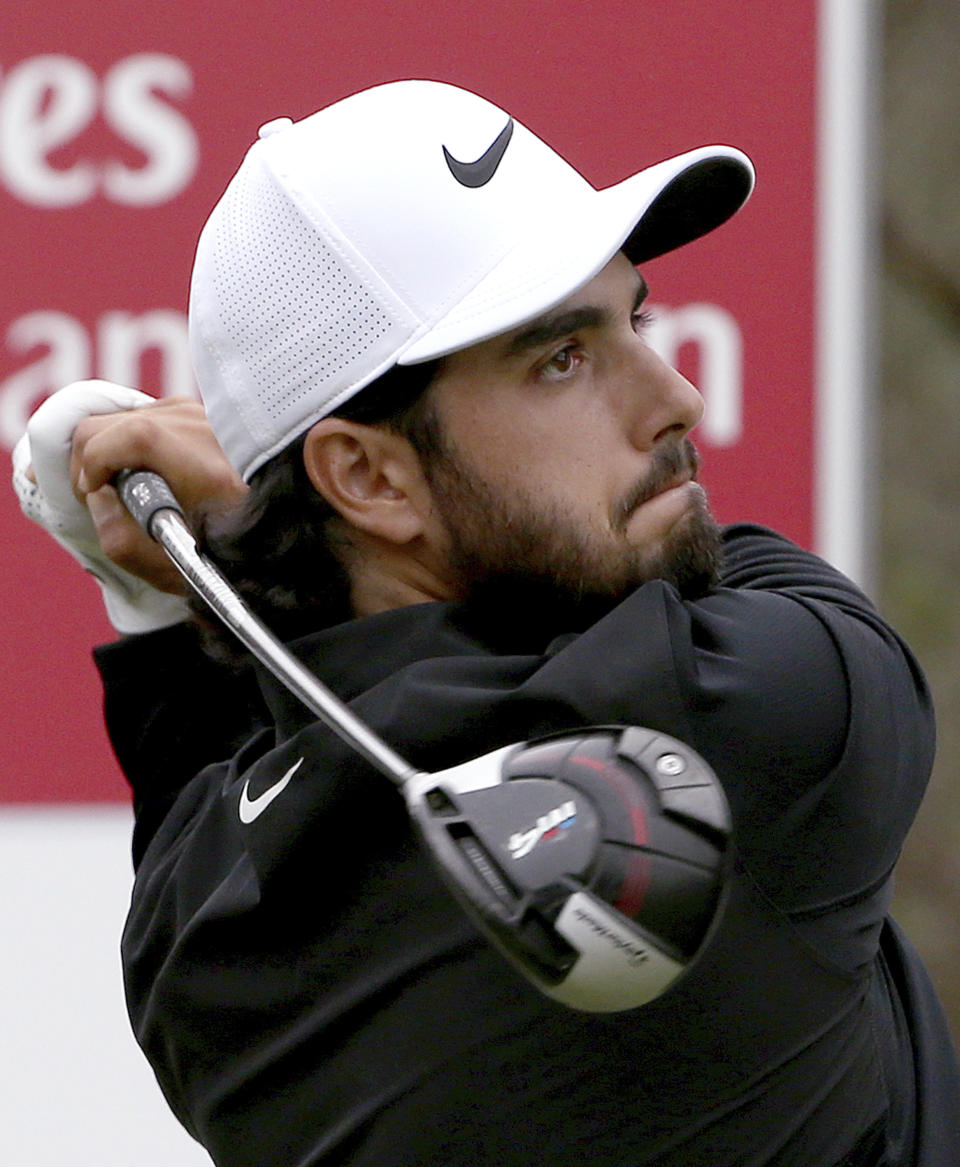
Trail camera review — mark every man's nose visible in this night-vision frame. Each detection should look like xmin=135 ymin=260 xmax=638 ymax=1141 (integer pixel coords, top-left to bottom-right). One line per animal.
xmin=627 ymin=345 xmax=705 ymax=448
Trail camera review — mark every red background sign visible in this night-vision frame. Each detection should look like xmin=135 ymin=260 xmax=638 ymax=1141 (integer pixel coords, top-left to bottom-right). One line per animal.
xmin=2 ymin=0 xmax=819 ymax=802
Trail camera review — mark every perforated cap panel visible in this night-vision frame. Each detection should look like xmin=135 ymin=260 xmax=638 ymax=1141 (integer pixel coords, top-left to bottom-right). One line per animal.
xmin=191 ymin=151 xmax=418 ymax=479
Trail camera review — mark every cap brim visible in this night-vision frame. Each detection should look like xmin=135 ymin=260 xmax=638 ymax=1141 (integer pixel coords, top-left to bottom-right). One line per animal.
xmin=399 ymin=145 xmax=754 ymax=365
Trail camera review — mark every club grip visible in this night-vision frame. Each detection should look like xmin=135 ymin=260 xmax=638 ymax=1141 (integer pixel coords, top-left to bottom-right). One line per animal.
xmin=115 ymin=469 xmax=184 ymax=538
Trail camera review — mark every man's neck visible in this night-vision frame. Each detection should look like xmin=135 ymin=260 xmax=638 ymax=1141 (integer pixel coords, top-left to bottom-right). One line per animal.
xmin=345 ymin=537 xmax=455 ymax=617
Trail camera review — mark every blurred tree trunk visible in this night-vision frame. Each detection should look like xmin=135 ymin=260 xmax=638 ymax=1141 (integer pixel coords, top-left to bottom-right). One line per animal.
xmin=882 ymin=0 xmax=960 ymax=1041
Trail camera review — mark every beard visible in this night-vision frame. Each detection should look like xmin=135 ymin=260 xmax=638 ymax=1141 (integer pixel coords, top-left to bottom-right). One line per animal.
xmin=424 ymin=435 xmax=723 ymax=635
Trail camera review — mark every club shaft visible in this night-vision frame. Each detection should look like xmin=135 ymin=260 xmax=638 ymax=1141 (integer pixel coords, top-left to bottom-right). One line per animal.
xmin=118 ymin=471 xmax=417 ymax=788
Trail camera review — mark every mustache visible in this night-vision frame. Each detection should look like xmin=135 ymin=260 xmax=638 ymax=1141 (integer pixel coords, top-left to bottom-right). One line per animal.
xmin=610 ymin=438 xmax=701 ymax=534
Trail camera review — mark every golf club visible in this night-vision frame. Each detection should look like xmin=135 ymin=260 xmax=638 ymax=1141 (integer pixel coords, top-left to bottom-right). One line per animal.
xmin=117 ymin=468 xmax=732 ymax=1013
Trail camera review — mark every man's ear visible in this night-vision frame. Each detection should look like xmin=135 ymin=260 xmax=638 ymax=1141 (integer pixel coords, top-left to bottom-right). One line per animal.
xmin=302 ymin=418 xmax=430 ymax=545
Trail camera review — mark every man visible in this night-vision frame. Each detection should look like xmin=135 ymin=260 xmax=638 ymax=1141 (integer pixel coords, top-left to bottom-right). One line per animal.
xmin=15 ymin=80 xmax=960 ymax=1165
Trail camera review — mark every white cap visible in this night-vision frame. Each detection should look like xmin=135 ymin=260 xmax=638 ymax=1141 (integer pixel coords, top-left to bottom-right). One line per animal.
xmin=190 ymin=79 xmax=754 ymax=481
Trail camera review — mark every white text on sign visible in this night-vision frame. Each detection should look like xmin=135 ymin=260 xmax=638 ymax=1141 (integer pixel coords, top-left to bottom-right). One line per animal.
xmin=0 ymin=54 xmax=198 ymax=207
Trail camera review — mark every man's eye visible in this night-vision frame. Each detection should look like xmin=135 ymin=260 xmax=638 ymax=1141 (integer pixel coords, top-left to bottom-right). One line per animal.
xmin=633 ymin=308 xmax=656 ymax=333
xmin=540 ymin=345 xmax=582 ymax=380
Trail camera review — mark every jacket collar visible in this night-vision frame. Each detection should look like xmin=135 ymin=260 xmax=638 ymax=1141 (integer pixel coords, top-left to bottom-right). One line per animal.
xmin=254 ymin=601 xmax=493 ymax=740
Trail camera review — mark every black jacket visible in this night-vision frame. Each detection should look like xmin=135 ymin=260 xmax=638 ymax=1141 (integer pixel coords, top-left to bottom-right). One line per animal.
xmin=96 ymin=525 xmax=960 ymax=1166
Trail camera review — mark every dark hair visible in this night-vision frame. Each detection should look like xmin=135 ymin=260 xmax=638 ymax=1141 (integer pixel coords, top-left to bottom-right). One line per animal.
xmin=194 ymin=360 xmax=443 ymax=657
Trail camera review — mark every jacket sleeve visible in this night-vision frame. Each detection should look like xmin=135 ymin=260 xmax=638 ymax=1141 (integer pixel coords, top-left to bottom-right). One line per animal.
xmin=378 ymin=524 xmax=934 ymax=921
xmin=93 ymin=622 xmax=269 ymax=866
xmin=530 ymin=523 xmax=935 ymax=914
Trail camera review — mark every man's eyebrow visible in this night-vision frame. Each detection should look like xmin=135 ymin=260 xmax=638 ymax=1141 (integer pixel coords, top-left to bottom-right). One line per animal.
xmin=502 ymin=306 xmax=609 ymax=359
xmin=500 ymin=272 xmax=650 ymax=360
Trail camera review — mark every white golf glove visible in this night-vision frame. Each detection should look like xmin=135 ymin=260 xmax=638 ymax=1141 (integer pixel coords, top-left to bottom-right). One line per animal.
xmin=12 ymin=380 xmax=190 ymax=634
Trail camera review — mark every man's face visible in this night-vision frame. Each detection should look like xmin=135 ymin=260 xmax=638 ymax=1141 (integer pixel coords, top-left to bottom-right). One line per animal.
xmin=420 ymin=253 xmax=722 ymax=615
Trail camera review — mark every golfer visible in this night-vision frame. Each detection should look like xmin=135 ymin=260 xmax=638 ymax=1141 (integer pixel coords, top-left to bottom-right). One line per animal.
xmin=16 ymin=80 xmax=960 ymax=1166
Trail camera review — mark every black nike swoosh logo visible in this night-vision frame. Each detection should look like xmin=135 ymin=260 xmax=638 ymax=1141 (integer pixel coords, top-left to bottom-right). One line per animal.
xmin=443 ymin=118 xmax=514 ymax=188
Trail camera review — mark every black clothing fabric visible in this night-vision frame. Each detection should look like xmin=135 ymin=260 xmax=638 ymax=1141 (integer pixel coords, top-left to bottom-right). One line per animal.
xmin=95 ymin=525 xmax=960 ymax=1166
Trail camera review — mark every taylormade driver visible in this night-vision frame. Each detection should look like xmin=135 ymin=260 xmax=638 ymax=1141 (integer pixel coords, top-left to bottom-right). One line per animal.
xmin=118 ymin=469 xmax=731 ymax=1013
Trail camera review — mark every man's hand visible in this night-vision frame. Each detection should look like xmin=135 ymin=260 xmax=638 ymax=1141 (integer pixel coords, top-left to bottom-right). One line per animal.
xmin=13 ymin=381 xmax=248 ymax=633
xmin=70 ymin=394 xmax=248 ymax=593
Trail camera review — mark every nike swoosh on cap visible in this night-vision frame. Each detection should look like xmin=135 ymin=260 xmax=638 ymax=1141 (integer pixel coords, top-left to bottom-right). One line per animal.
xmin=238 ymin=757 xmax=304 ymax=824
xmin=443 ymin=117 xmax=514 ymax=188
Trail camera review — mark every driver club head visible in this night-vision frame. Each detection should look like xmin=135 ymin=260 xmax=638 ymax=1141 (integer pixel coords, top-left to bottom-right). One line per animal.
xmin=405 ymin=725 xmax=731 ymax=1013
